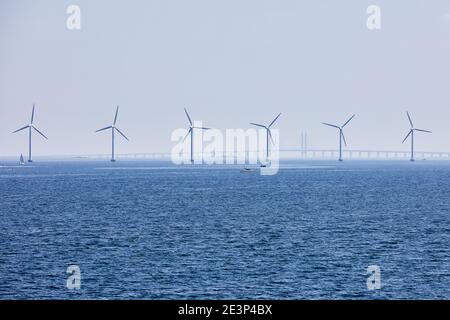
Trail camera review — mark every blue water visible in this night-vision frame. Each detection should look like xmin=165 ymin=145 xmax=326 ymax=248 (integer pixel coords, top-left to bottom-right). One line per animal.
xmin=0 ymin=160 xmax=449 ymax=299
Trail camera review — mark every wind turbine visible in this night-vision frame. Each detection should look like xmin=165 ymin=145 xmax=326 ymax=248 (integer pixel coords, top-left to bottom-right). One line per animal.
xmin=96 ymin=106 xmax=129 ymax=162
xmin=322 ymin=114 xmax=355 ymax=162
xmin=183 ymin=107 xmax=210 ymax=163
xmin=402 ymin=111 xmax=431 ymax=162
xmin=250 ymin=113 xmax=281 ymax=160
xmin=13 ymin=104 xmax=48 ymax=162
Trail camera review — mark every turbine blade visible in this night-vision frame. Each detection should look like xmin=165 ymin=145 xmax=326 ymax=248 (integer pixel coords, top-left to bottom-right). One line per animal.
xmin=33 ymin=127 xmax=48 ymax=140
xmin=268 ymin=129 xmax=274 ymax=145
xmin=250 ymin=123 xmax=267 ymax=129
xmin=95 ymin=126 xmax=112 ymax=132
xmin=268 ymin=113 xmax=282 ymax=128
xmin=31 ymin=104 xmax=35 ymax=124
xmin=115 ymin=127 xmax=129 ymax=141
xmin=322 ymin=122 xmax=340 ymax=129
xmin=13 ymin=125 xmax=29 ymax=133
xmin=415 ymin=129 xmax=432 ymax=133
xmin=406 ymin=111 xmax=414 ymax=128
xmin=193 ymin=127 xmax=211 ymax=130
xmin=184 ymin=108 xmax=193 ymax=126
xmin=183 ymin=128 xmax=192 ymax=142
xmin=341 ymin=130 xmax=347 ymax=147
xmin=114 ymin=106 xmax=119 ymax=125
xmin=342 ymin=114 xmax=355 ymax=128
xmin=402 ymin=130 xmax=412 ymax=143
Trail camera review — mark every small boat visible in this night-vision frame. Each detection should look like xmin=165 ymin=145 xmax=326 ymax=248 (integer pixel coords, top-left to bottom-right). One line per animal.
xmin=259 ymin=160 xmax=270 ymax=168
xmin=240 ymin=167 xmax=256 ymax=173
xmin=19 ymin=154 xmax=25 ymax=165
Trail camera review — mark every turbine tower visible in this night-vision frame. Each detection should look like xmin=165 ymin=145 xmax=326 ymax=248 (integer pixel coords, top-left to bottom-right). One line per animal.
xmin=13 ymin=104 xmax=48 ymax=162
xmin=250 ymin=113 xmax=281 ymax=160
xmin=96 ymin=106 xmax=129 ymax=162
xmin=402 ymin=111 xmax=431 ymax=162
xmin=322 ymin=114 xmax=355 ymax=161
xmin=183 ymin=108 xmax=210 ymax=163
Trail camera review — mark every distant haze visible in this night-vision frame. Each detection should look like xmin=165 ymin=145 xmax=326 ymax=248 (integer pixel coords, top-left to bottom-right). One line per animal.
xmin=1 ymin=0 xmax=450 ymax=157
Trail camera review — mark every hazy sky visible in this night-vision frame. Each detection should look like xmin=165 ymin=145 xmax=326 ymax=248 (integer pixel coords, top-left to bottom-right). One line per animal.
xmin=1 ymin=0 xmax=450 ymax=157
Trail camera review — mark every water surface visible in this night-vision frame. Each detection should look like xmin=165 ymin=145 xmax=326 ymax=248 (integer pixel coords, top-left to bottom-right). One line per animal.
xmin=0 ymin=160 xmax=449 ymax=299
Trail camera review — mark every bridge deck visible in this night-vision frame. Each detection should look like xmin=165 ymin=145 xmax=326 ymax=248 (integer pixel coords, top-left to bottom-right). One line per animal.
xmin=77 ymin=149 xmax=450 ymax=160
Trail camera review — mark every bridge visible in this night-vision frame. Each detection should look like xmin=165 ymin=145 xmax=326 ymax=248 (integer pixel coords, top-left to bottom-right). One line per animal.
xmin=73 ymin=148 xmax=450 ymax=161
xmin=284 ymin=149 xmax=450 ymax=160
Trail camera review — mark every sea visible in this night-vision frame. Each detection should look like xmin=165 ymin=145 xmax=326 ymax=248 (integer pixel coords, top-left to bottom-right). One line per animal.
xmin=0 ymin=160 xmax=449 ymax=299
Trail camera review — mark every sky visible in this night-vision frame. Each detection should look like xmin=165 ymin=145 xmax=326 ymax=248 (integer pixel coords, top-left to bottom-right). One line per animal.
xmin=1 ymin=0 xmax=450 ymax=157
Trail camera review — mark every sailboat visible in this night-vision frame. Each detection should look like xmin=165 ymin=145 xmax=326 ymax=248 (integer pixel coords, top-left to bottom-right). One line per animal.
xmin=19 ymin=154 xmax=25 ymax=165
